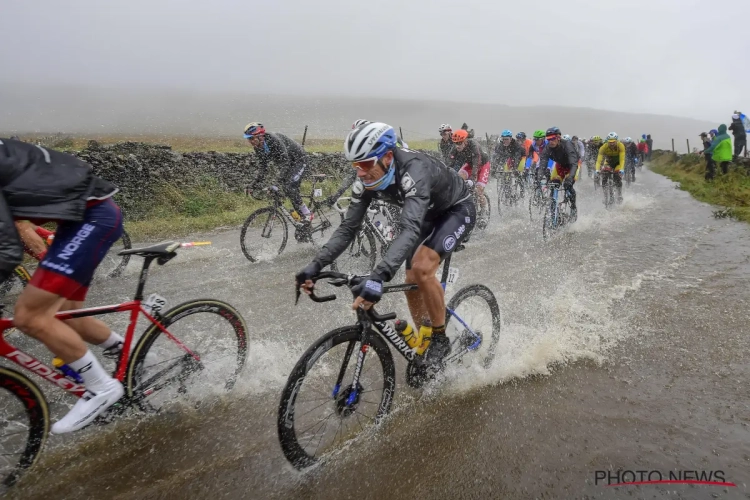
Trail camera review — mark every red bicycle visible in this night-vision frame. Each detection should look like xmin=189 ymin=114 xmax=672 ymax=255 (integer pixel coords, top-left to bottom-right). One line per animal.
xmin=0 ymin=241 xmax=248 ymax=492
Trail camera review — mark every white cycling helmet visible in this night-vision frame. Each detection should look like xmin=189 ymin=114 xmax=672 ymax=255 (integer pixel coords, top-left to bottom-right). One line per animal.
xmin=351 ymin=119 xmax=372 ymax=130
xmin=438 ymin=123 xmax=452 ymax=133
xmin=344 ymin=122 xmax=398 ymax=161
xmin=623 ymin=137 xmax=632 ymax=143
xmin=562 ymin=134 xmax=571 ymax=141
xmin=607 ymin=132 xmax=619 ymax=141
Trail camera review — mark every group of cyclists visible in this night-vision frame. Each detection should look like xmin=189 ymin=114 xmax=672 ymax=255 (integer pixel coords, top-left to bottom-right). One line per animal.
xmin=0 ymin=119 xmax=650 ymax=439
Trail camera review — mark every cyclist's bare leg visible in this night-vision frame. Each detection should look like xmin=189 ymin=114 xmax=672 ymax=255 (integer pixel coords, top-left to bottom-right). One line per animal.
xmin=61 ymin=300 xmax=113 ymax=345
xmin=14 ymin=286 xmax=88 ymax=362
xmin=407 ymin=246 xmax=444 ymax=328
xmin=475 ymin=184 xmax=487 ymax=213
xmin=404 ymin=270 xmax=429 ymax=328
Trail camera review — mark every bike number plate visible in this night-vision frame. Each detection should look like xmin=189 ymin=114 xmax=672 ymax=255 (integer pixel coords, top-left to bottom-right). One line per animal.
xmin=437 ymin=267 xmax=460 ymax=285
xmin=143 ymin=293 xmax=168 ymax=315
xmin=314 ymin=188 xmax=323 ymax=198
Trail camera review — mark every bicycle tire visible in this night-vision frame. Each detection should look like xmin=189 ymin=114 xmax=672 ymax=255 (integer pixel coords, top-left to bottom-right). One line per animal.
xmin=240 ymin=206 xmax=288 ymax=263
xmin=0 ymin=266 xmax=32 ymax=299
xmin=127 ymin=299 xmax=248 ymax=411
xmin=330 ymin=225 xmax=377 ymax=275
xmin=529 ymin=188 xmax=545 ymax=222
xmin=542 ymin=198 xmax=557 ymax=240
xmin=107 ymin=230 xmax=132 ymax=279
xmin=445 ymin=284 xmax=502 ymax=369
xmin=278 ymin=325 xmax=395 ymax=470
xmin=0 ymin=367 xmax=49 ymax=492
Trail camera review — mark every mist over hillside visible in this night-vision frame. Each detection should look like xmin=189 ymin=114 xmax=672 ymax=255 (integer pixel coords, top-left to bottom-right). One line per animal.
xmin=0 ymin=83 xmax=716 ymax=150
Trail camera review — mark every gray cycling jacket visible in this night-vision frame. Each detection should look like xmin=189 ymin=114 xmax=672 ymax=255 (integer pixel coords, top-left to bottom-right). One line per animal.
xmin=314 ymin=147 xmax=471 ymax=281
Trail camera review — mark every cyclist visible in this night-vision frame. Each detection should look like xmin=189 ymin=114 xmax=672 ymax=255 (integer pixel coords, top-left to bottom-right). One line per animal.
xmin=0 ymin=138 xmax=126 ymax=434
xmin=492 ymin=130 xmax=526 ymax=197
xmin=571 ymin=136 xmax=585 ymax=181
xmin=637 ymin=138 xmax=649 ymax=164
xmin=536 ymin=127 xmax=580 ymax=220
xmin=585 ymin=135 xmax=603 ymax=178
xmin=517 ymin=132 xmax=536 ymax=184
xmin=596 ymin=132 xmax=626 ymax=203
xmin=438 ymin=124 xmax=454 ymax=164
xmin=623 ymin=137 xmax=638 ymax=181
xmin=244 ymin=122 xmax=312 ymax=226
xmin=449 ymin=129 xmax=490 ymax=223
xmin=296 ymin=122 xmax=475 ymax=373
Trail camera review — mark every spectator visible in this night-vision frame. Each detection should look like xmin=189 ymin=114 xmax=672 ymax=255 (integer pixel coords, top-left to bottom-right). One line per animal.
xmin=645 ymin=134 xmax=653 ymax=160
xmin=728 ymin=112 xmax=747 ymax=159
xmin=705 ymin=124 xmax=732 ymax=175
xmin=699 ymin=132 xmax=716 ymax=181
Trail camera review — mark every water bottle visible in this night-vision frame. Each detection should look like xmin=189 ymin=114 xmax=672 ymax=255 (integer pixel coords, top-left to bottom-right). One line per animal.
xmin=414 ymin=320 xmax=433 ymax=356
xmin=52 ymin=357 xmax=84 ymax=384
xmin=394 ymin=319 xmax=422 ymax=349
xmin=289 ymin=209 xmax=301 ymax=222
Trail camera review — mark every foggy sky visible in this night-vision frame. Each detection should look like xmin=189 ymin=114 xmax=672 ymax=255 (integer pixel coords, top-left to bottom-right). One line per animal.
xmin=2 ymin=0 xmax=748 ymax=131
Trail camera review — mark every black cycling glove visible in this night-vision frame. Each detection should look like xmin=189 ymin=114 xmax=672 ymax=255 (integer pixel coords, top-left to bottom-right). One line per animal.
xmin=563 ymin=176 xmax=574 ymax=189
xmin=295 ymin=261 xmax=322 ymax=287
xmin=352 ymin=276 xmax=383 ymax=304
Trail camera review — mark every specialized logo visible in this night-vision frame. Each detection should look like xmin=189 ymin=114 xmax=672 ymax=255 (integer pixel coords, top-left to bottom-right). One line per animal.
xmin=400 ymin=173 xmax=415 ymax=191
xmin=58 ymin=223 xmax=96 ymax=261
xmin=443 ymin=235 xmax=457 ymax=252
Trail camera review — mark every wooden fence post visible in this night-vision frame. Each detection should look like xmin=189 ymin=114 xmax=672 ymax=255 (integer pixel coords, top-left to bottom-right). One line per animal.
xmin=302 ymin=125 xmax=308 ymax=147
xmin=671 ymin=138 xmax=675 ymax=152
xmin=686 ymin=139 xmax=690 ymax=153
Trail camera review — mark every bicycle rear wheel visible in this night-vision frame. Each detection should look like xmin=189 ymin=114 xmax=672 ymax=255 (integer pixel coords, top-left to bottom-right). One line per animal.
xmin=542 ymin=199 xmax=557 ymax=240
xmin=128 ymin=299 xmax=248 ymax=413
xmin=240 ymin=206 xmax=288 ymax=262
xmin=444 ymin=284 xmax=501 ymax=370
xmin=0 ymin=368 xmax=49 ymax=493
xmin=278 ymin=326 xmax=395 ymax=469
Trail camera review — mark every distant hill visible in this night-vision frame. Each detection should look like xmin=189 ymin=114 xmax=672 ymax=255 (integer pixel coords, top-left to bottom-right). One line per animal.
xmin=0 ymin=83 xmax=716 ymax=151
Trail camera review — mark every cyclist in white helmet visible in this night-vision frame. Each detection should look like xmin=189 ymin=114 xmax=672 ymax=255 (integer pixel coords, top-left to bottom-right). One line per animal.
xmin=297 ymin=122 xmax=475 ymax=376
xmin=438 ymin=124 xmax=453 ymax=164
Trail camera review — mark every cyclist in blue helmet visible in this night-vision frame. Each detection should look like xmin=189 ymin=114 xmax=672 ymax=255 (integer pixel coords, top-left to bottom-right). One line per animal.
xmin=493 ymin=129 xmax=527 ymax=197
xmin=297 ymin=122 xmax=476 ymax=377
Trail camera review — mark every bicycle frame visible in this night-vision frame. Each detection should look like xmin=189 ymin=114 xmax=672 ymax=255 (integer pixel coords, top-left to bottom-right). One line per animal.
xmin=0 ymin=255 xmax=200 ymax=399
xmin=547 ymin=182 xmax=569 ymax=228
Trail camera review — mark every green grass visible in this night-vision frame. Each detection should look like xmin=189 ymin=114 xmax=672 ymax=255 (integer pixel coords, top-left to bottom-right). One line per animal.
xmin=124 ymin=178 xmax=343 ymax=241
xmin=20 ymin=134 xmax=438 ymax=153
xmin=650 ymin=152 xmax=750 ymax=223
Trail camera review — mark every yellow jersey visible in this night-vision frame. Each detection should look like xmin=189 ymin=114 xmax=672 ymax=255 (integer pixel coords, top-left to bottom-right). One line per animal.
xmin=596 ymin=141 xmax=625 ymax=172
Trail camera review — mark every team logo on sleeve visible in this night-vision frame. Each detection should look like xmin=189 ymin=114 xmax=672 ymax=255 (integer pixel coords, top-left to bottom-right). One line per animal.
xmin=400 ymin=173 xmax=415 ymax=191
xmin=443 ymin=235 xmax=457 ymax=252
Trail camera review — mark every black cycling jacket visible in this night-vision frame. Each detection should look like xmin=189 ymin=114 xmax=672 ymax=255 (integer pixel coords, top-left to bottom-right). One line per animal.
xmin=0 ymin=139 xmax=118 ymax=282
xmin=250 ymin=132 xmax=307 ymax=189
xmin=315 ymin=148 xmax=472 ymax=281
xmin=538 ymin=140 xmax=579 ymax=179
xmin=492 ymin=139 xmax=526 ymax=171
xmin=438 ymin=138 xmax=454 ymax=164
xmin=447 ymin=138 xmax=488 ymax=175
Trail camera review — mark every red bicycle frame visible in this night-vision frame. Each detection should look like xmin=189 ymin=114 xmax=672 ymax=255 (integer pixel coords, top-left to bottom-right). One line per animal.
xmin=0 ymin=252 xmax=202 ymax=400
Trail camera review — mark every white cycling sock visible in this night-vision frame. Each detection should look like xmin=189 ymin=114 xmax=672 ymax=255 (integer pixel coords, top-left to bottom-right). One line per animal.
xmin=68 ymin=350 xmax=114 ymax=393
xmin=98 ymin=331 xmax=124 ymax=350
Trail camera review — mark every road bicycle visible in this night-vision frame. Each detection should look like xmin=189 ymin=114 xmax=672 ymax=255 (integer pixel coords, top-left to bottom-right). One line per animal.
xmin=277 ymin=248 xmax=501 ymax=469
xmin=331 ymin=198 xmax=398 ymax=275
xmin=496 ymin=167 xmax=522 ymax=214
xmin=542 ymin=180 xmax=574 ymax=239
xmin=0 ymin=241 xmax=248 ymax=492
xmin=600 ymin=165 xmax=622 ymax=209
xmin=0 ymin=230 xmax=132 ymax=299
xmin=528 ymin=177 xmax=548 ymax=222
xmin=240 ymin=175 xmax=336 ymax=263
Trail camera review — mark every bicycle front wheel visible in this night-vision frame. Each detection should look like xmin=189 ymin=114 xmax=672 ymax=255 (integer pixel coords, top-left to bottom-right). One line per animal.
xmin=445 ymin=284 xmax=501 ymax=370
xmin=542 ymin=200 xmax=557 ymax=240
xmin=128 ymin=300 xmax=248 ymax=412
xmin=96 ymin=230 xmax=132 ymax=279
xmin=278 ymin=326 xmax=395 ymax=469
xmin=240 ymin=206 xmax=288 ymax=262
xmin=330 ymin=226 xmax=377 ymax=275
xmin=0 ymin=368 xmax=49 ymax=493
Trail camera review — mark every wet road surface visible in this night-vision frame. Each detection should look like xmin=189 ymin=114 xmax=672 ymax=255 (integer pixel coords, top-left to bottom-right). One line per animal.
xmin=4 ymin=166 xmax=750 ymax=499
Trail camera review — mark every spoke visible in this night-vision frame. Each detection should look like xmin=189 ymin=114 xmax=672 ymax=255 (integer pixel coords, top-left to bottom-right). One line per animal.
xmin=297 ymin=410 xmax=336 ymax=440
xmin=296 ymin=399 xmax=334 ymax=418
xmin=310 ymin=413 xmax=335 ymax=457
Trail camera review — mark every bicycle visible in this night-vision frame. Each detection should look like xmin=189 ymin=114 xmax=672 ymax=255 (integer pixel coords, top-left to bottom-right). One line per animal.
xmin=277 ymin=249 xmax=501 ymax=469
xmin=599 ymin=165 xmax=621 ymax=209
xmin=528 ymin=177 xmax=548 ymax=222
xmin=0 ymin=230 xmax=132 ymax=299
xmin=240 ymin=175 xmax=334 ymax=263
xmin=542 ymin=180 xmax=574 ymax=239
xmin=0 ymin=241 xmax=248 ymax=491
xmin=496 ymin=168 xmax=521 ymax=213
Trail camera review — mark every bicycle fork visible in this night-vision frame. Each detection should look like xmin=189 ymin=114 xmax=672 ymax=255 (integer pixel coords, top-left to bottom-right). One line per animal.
xmin=332 ymin=326 xmax=371 ymax=414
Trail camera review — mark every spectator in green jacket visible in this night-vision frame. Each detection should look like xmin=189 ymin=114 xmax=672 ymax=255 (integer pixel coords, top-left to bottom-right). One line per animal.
xmin=705 ymin=124 xmax=733 ymax=176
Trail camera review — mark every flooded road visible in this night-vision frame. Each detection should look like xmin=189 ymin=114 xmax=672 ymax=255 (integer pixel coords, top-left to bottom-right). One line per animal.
xmin=5 ymin=166 xmax=750 ymax=499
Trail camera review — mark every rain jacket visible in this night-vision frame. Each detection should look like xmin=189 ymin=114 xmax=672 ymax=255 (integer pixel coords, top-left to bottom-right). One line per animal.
xmin=705 ymin=124 xmax=732 ymax=162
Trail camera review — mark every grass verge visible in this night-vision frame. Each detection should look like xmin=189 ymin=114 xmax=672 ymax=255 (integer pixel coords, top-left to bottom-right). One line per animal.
xmin=124 ymin=178 xmax=344 ymax=241
xmin=649 ymin=152 xmax=750 ymax=223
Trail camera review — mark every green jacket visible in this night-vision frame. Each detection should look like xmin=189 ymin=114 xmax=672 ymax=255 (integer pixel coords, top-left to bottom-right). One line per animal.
xmin=706 ymin=124 xmax=732 ymax=162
